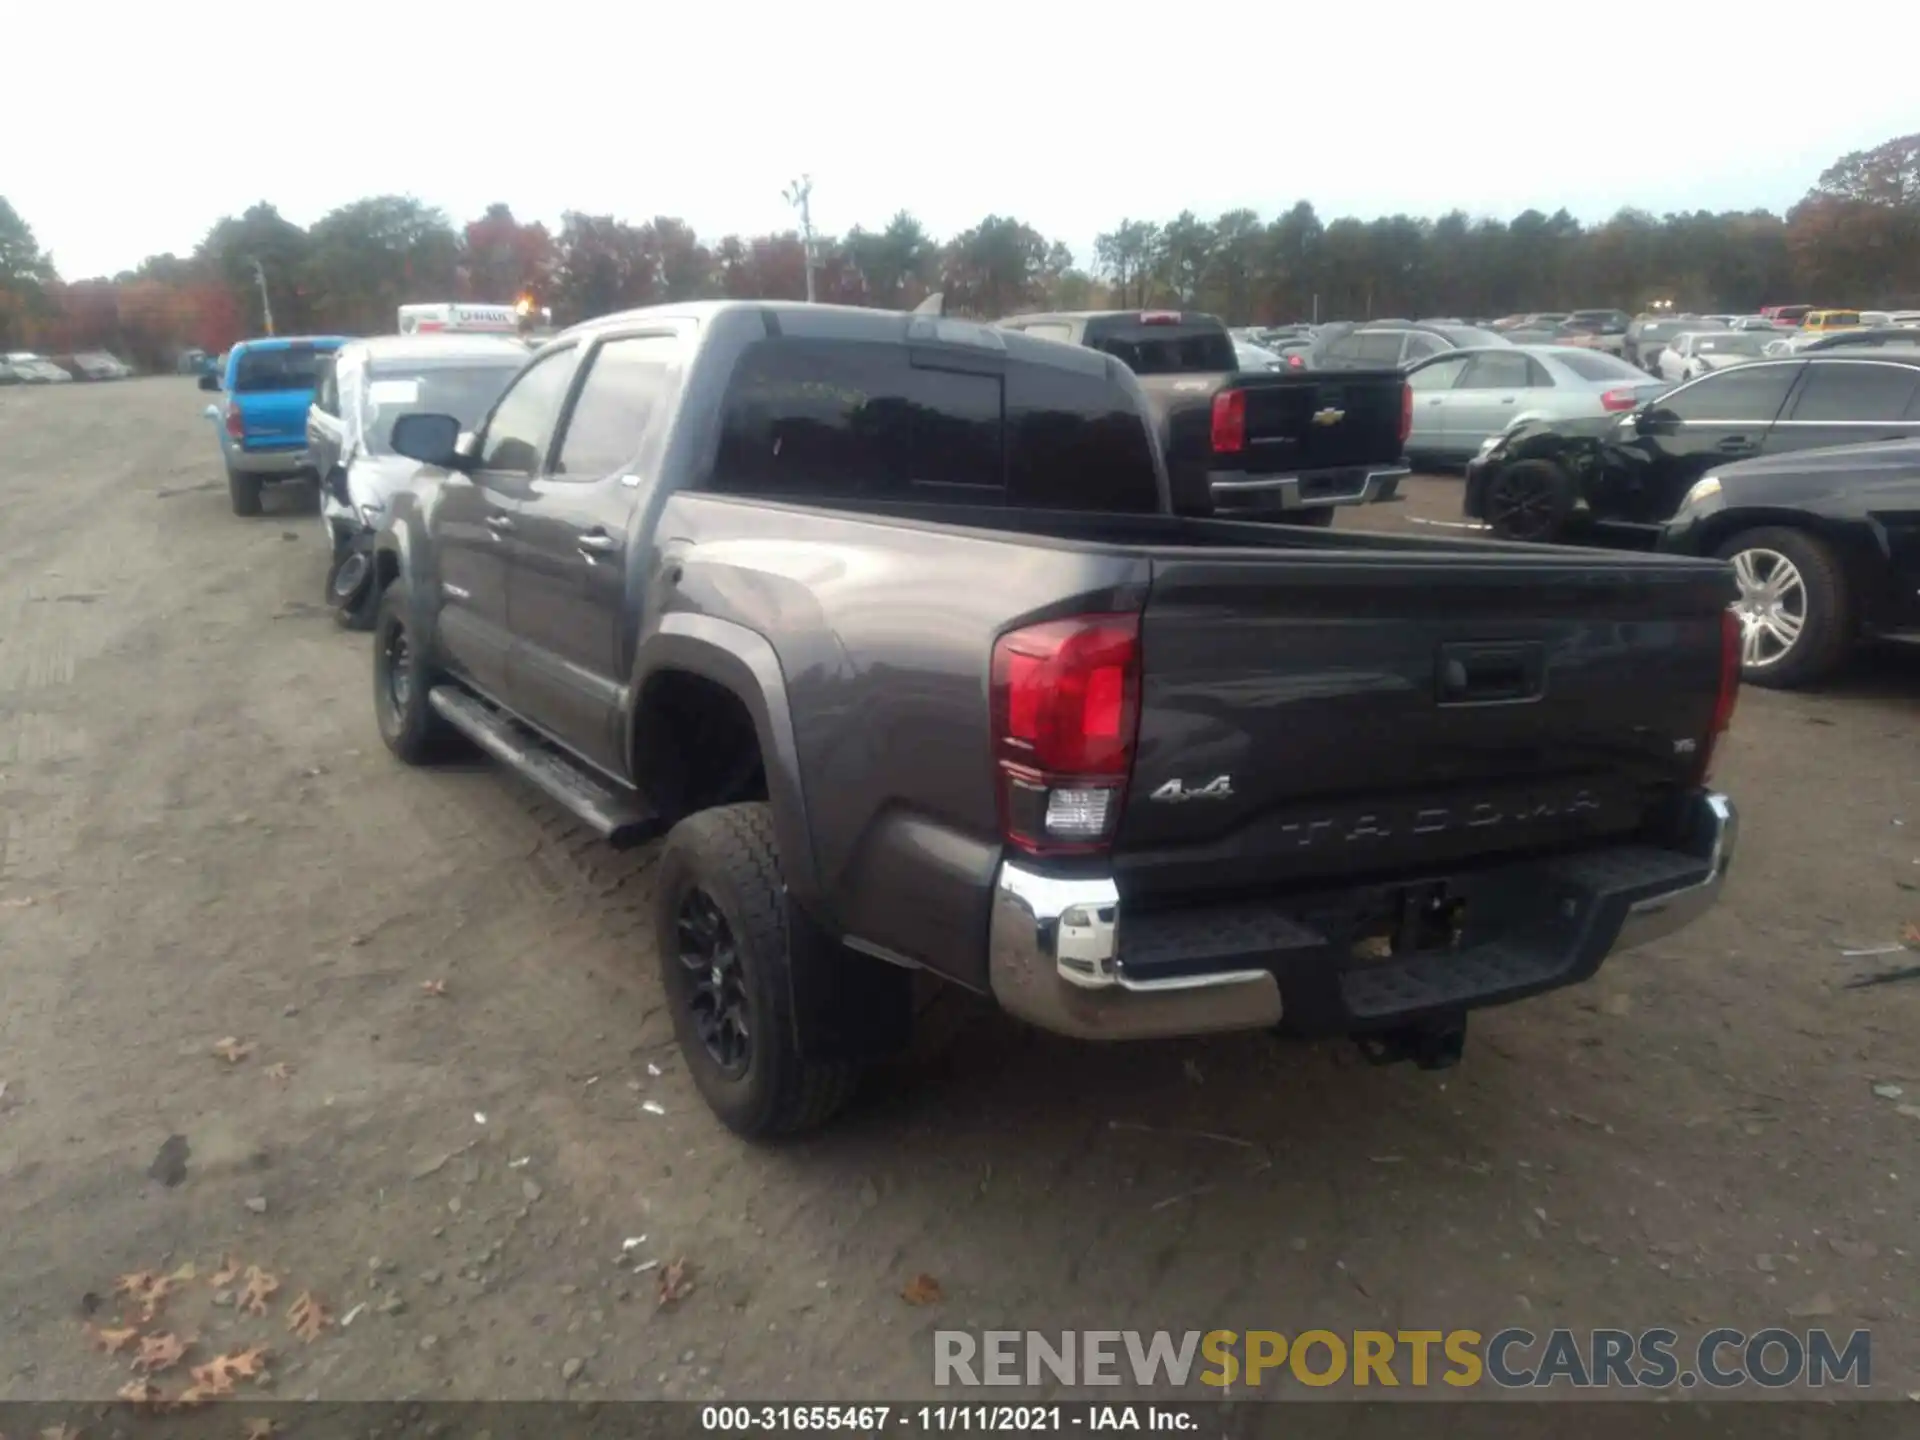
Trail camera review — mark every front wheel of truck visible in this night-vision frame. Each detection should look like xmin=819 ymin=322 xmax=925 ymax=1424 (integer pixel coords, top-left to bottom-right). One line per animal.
xmin=372 ymin=580 xmax=459 ymax=764
xmin=655 ymin=803 xmax=858 ymax=1139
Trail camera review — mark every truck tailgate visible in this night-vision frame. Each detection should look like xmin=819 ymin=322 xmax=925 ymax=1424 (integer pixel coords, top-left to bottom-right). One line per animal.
xmin=1116 ymin=549 xmax=1734 ymax=900
xmin=1239 ymin=370 xmax=1407 ymax=471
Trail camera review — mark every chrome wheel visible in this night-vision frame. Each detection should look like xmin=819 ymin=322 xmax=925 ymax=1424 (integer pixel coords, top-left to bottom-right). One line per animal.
xmin=676 ymin=888 xmax=752 ymax=1078
xmin=1730 ymin=547 xmax=1806 ymax=669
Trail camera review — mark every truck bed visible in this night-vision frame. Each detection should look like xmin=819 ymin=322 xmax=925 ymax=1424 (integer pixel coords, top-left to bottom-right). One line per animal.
xmin=665 ymin=491 xmax=1735 ymax=987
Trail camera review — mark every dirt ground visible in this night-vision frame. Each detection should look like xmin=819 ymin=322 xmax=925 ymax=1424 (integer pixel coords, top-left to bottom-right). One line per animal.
xmin=2 ymin=378 xmax=1918 ymax=1405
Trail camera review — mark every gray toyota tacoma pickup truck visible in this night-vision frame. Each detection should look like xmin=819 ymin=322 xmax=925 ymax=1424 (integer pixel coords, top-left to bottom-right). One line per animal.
xmin=368 ymin=300 xmax=1743 ymax=1138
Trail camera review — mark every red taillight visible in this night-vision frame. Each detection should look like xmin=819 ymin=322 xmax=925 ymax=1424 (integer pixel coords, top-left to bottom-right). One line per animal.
xmin=1600 ymin=388 xmax=1639 ymax=412
xmin=1285 ymin=352 xmax=1305 ymax=369
xmin=1139 ymin=310 xmax=1181 ymax=325
xmin=1398 ymin=384 xmax=1413 ymax=447
xmin=1699 ymin=607 xmax=1742 ymax=783
xmin=991 ymin=613 xmax=1142 ymax=856
xmin=1211 ymin=389 xmax=1246 ymax=454
xmin=224 ymin=405 xmax=244 ymax=440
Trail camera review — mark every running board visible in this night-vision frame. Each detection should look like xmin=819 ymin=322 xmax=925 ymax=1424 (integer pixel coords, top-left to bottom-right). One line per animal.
xmin=427 ymin=686 xmax=663 ymax=848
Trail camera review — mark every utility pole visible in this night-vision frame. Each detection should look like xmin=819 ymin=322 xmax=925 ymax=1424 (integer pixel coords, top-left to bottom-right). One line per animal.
xmin=249 ymin=257 xmax=276 ymax=336
xmin=782 ymin=175 xmax=818 ymax=303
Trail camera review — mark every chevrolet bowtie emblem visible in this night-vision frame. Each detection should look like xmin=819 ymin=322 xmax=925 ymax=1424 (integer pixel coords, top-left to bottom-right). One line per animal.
xmin=1312 ymin=407 xmax=1346 ymax=426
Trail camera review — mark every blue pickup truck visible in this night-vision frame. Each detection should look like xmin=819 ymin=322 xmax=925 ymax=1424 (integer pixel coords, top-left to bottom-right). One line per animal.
xmin=200 ymin=336 xmax=349 ymax=515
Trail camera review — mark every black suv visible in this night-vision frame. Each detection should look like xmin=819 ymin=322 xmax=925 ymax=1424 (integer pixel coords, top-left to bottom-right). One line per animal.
xmin=1465 ymin=351 xmax=1920 ymax=545
xmin=1313 ymin=321 xmax=1510 ymax=371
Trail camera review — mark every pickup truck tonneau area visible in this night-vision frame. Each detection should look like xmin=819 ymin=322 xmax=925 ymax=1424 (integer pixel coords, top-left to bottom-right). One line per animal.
xmin=369 ymin=298 xmax=1742 ymax=1138
xmin=997 ymin=309 xmax=1412 ymax=523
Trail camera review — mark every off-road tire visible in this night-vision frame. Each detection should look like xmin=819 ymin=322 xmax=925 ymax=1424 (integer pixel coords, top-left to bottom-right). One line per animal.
xmin=1716 ymin=525 xmax=1853 ymax=690
xmin=372 ymin=580 xmax=458 ymax=764
xmin=655 ymin=803 xmax=859 ymax=1138
xmin=326 ymin=540 xmax=378 ymax=632
xmin=1484 ymin=458 xmax=1574 ymax=543
xmin=227 ymin=465 xmax=263 ymax=517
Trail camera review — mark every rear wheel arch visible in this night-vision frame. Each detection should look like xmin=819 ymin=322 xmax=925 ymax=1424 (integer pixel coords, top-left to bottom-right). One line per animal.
xmin=630 ymin=619 xmax=822 ymax=913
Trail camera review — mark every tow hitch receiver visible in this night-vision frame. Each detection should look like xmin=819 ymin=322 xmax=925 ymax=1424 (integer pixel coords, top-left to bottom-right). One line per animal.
xmin=1356 ymin=1013 xmax=1467 ymax=1071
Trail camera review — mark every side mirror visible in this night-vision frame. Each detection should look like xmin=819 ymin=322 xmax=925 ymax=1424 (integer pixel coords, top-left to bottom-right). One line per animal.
xmin=390 ymin=412 xmax=467 ymax=467
xmin=197 ymin=372 xmax=220 ymax=392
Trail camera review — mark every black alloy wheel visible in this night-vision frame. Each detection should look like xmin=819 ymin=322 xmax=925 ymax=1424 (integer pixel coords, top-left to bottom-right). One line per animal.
xmin=674 ymin=886 xmax=753 ymax=1077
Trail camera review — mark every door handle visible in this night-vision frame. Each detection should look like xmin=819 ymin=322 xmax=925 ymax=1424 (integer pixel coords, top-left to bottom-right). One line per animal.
xmin=1714 ymin=437 xmax=1753 ymax=452
xmin=577 ymin=531 xmax=618 ymax=554
xmin=1499 ymin=396 xmax=1516 ymax=404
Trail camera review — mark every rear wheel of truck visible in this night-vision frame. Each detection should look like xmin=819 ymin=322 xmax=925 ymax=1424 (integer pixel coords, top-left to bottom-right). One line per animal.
xmin=1718 ymin=526 xmax=1852 ymax=689
xmin=655 ymin=803 xmax=858 ymax=1139
xmin=372 ymin=581 xmax=459 ymax=764
xmin=227 ymin=465 xmax=263 ymax=517
xmin=1484 ymin=459 xmax=1573 ymax=543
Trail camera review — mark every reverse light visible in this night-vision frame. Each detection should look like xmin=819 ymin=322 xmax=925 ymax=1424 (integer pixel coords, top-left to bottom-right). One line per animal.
xmin=991 ymin=613 xmax=1142 ymax=856
xmin=1211 ymin=389 xmax=1246 ymax=454
xmin=224 ymin=405 xmax=244 ymax=440
xmin=1600 ymin=388 xmax=1641 ymax=412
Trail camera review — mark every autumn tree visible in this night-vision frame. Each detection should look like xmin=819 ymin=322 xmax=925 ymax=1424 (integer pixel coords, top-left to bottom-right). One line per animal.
xmin=1094 ymin=219 xmax=1160 ymax=308
xmin=198 ymin=202 xmax=314 ymax=335
xmin=462 ymin=203 xmax=555 ymax=305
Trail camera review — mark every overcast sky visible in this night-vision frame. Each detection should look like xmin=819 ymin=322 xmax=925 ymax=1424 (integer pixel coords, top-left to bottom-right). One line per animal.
xmin=12 ymin=1 xmax=1914 ymax=280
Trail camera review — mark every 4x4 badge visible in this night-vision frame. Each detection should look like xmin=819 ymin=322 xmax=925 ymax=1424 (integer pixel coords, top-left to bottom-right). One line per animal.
xmin=1150 ymin=776 xmax=1235 ymax=803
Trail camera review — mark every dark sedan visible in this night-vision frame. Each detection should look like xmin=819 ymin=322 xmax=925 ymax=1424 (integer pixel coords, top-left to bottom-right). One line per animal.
xmin=1463 ymin=353 xmax=1920 ymax=545
xmin=1659 ymin=438 xmax=1920 ymax=688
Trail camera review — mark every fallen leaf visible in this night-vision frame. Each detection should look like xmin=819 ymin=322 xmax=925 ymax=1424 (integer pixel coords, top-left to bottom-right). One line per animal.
xmin=419 ymin=979 xmax=447 ymax=997
xmin=656 ymin=1257 xmax=694 ymax=1307
xmin=116 ymin=1379 xmax=164 ymax=1410
xmin=187 ymin=1346 xmax=267 ymax=1396
xmin=243 ymin=1421 xmax=279 ymax=1440
xmin=901 ymin=1273 xmax=944 ymax=1306
xmin=210 ymin=1255 xmax=241 ymax=1286
xmin=287 ymin=1291 xmax=331 ymax=1342
xmin=132 ymin=1332 xmax=190 ymax=1375
xmin=211 ymin=1038 xmax=254 ymax=1065
xmin=238 ymin=1266 xmax=279 ymax=1317
xmin=263 ymin=1063 xmax=291 ymax=1082
xmin=1788 ymin=1292 xmax=1838 ymax=1319
xmin=171 ymin=1383 xmax=221 ymax=1408
xmin=114 ymin=1269 xmax=174 ymax=1321
xmin=168 ymin=1262 xmax=197 ymax=1283
xmin=85 ymin=1323 xmax=140 ymax=1355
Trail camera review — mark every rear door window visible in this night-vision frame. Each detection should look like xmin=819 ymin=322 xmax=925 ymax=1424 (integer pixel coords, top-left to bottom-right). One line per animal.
xmin=1783 ymin=363 xmax=1920 ymax=423
xmin=712 ymin=338 xmax=1002 ymax=501
xmin=1457 ymin=352 xmax=1533 ymax=389
xmin=710 ymin=337 xmax=1163 ymax=512
xmin=1354 ymin=332 xmax=1405 ymax=365
xmin=1402 ymin=333 xmax=1447 ymax=362
xmin=1408 ymin=356 xmax=1470 ymax=391
xmin=233 ymin=346 xmax=326 ymax=393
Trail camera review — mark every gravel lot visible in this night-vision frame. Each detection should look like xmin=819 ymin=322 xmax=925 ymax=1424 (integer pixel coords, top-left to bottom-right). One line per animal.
xmin=2 ymin=378 xmax=1918 ymax=1404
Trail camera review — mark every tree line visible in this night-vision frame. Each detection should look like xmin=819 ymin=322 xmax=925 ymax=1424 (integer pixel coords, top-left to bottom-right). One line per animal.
xmin=1 ymin=132 xmax=1914 ymax=370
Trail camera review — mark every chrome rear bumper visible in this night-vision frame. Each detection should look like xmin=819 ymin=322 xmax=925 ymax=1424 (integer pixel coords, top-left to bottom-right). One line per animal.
xmin=987 ymin=792 xmax=1736 ymax=1043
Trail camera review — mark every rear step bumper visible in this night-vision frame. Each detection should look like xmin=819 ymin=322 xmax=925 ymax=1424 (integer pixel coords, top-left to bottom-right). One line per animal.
xmin=1209 ymin=465 xmax=1408 ymax=514
xmin=988 ymin=791 xmax=1736 ymax=1042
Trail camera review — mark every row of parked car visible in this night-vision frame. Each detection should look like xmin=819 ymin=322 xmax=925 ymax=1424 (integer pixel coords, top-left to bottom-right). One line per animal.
xmin=187 ymin=295 xmax=1745 ymax=1137
xmin=1 ymin=349 xmax=136 ymax=383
